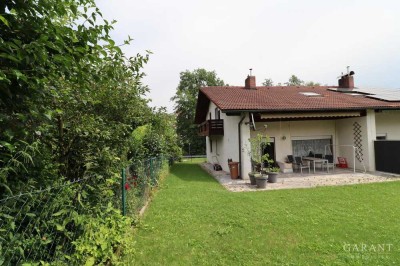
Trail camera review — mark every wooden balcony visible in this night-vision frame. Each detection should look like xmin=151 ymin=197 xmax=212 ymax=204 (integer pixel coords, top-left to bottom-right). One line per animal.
xmin=198 ymin=119 xmax=224 ymax=136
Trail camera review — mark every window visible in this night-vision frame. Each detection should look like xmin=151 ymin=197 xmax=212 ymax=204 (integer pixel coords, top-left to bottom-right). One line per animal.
xmin=215 ymin=108 xmax=220 ymax=119
xmin=299 ymin=92 xmax=322 ymax=97
xmin=209 ymin=138 xmax=213 ymax=152
xmin=291 ymin=136 xmax=333 ymax=157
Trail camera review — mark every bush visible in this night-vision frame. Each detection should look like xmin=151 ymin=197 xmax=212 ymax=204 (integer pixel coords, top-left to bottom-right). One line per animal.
xmin=71 ymin=204 xmax=135 ymax=265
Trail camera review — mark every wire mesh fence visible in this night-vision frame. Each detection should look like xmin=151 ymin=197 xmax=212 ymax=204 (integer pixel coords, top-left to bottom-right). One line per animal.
xmin=121 ymin=156 xmax=167 ymax=217
xmin=0 ymin=155 xmax=168 ymax=265
xmin=0 ymin=179 xmax=89 ymax=265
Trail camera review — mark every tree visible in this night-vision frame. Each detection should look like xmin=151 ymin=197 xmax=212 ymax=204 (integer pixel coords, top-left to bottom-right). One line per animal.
xmin=172 ymin=69 xmax=225 ymax=155
xmin=304 ymin=81 xmax=321 ymax=86
xmin=262 ymin=78 xmax=274 ymax=86
xmin=285 ymin=75 xmax=304 ymax=86
xmin=284 ymin=75 xmax=320 ymax=86
xmin=129 ymin=108 xmax=182 ymax=161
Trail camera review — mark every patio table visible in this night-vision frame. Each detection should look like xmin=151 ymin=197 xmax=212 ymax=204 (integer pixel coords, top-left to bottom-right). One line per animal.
xmin=302 ymin=157 xmax=328 ymax=173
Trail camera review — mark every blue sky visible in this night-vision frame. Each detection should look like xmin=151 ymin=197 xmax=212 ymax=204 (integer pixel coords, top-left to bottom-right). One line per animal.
xmin=96 ymin=0 xmax=400 ymax=112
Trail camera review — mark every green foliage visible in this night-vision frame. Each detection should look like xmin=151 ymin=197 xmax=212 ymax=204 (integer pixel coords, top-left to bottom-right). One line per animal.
xmin=1 ymin=0 xmax=151 ymax=191
xmin=263 ymin=75 xmax=320 ymax=87
xmin=265 ymin=166 xmax=280 ymax=173
xmin=262 ymin=78 xmax=274 ymax=86
xmin=247 ymin=133 xmax=272 ymax=172
xmin=71 ymin=204 xmax=134 ymax=266
xmin=1 ymin=180 xmax=75 ymax=265
xmin=123 ymin=157 xmax=169 ymax=220
xmin=171 ymin=69 xmax=225 ymax=155
xmin=0 ymin=0 xmax=180 ymax=264
xmin=304 ymin=81 xmax=321 ymax=86
xmin=129 ymin=109 xmax=182 ymax=161
xmin=285 ymin=74 xmax=304 ymax=86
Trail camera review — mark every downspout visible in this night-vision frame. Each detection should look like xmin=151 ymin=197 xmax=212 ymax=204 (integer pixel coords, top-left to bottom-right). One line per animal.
xmin=238 ymin=113 xmax=246 ymax=179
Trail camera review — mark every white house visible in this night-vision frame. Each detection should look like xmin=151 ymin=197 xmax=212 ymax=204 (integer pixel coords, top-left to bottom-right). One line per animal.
xmin=195 ymin=72 xmax=400 ymax=178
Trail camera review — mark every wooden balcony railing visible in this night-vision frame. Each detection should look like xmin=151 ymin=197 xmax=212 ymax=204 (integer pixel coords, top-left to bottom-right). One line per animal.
xmin=198 ymin=119 xmax=224 ymax=137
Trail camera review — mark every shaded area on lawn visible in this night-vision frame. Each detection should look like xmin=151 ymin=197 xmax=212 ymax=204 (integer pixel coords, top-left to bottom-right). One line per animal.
xmin=129 ymin=160 xmax=400 ymax=265
xmin=172 ymin=161 xmax=219 ymax=184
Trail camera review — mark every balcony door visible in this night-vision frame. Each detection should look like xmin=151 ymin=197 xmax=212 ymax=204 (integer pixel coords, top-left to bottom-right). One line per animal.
xmin=262 ymin=137 xmax=276 ymax=167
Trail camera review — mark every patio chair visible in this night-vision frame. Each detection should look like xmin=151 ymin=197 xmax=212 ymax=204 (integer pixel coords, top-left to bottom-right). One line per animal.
xmin=321 ymin=155 xmax=335 ymax=172
xmin=294 ymin=156 xmax=310 ymax=174
xmin=287 ymin=155 xmax=294 ymax=163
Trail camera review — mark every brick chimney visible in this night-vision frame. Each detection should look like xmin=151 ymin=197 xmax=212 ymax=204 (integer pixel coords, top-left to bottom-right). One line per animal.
xmin=338 ymin=69 xmax=355 ymax=89
xmin=245 ymin=75 xmax=256 ymax=89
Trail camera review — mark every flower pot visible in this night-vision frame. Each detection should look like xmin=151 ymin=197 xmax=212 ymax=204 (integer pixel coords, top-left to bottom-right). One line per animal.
xmin=255 ymin=175 xmax=268 ymax=188
xmin=248 ymin=172 xmax=257 ymax=185
xmin=267 ymin=172 xmax=279 ymax=183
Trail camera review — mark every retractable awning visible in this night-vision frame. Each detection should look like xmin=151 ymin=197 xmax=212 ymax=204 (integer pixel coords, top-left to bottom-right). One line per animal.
xmin=260 ymin=111 xmax=361 ymax=119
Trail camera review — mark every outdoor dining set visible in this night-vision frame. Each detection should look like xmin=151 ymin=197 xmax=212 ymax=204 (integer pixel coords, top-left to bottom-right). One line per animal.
xmin=287 ymin=154 xmax=335 ymax=174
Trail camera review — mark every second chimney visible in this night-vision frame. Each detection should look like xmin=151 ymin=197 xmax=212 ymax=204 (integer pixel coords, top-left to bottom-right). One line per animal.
xmin=245 ymin=75 xmax=256 ymax=89
xmin=338 ymin=70 xmax=355 ymax=89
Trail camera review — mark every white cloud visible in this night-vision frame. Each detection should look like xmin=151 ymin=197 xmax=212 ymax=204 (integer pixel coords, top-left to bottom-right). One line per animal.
xmin=96 ymin=0 xmax=400 ymax=112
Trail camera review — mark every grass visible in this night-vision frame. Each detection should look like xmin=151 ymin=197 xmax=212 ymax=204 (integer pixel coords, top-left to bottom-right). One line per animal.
xmin=130 ymin=160 xmax=400 ymax=265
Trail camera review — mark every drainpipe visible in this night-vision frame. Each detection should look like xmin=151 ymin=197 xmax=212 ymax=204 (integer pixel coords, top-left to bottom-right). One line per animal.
xmin=238 ymin=114 xmax=246 ymax=179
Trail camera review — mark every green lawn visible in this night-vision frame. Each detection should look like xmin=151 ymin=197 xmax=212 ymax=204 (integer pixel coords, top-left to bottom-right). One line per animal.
xmin=130 ymin=161 xmax=400 ymax=265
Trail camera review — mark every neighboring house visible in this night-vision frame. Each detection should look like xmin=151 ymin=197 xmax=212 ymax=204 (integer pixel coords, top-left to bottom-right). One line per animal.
xmin=194 ymin=72 xmax=400 ymax=178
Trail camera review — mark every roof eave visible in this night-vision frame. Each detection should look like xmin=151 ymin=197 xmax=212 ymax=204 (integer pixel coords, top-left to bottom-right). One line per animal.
xmin=221 ymin=106 xmax=400 ymax=113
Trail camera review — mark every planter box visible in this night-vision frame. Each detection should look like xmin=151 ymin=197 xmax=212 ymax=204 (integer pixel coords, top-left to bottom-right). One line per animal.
xmin=277 ymin=161 xmax=293 ymax=173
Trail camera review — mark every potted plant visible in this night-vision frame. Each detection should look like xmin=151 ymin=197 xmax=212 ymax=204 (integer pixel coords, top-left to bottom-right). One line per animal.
xmin=248 ymin=171 xmax=257 ymax=186
xmin=255 ymin=172 xmax=268 ymax=188
xmin=247 ymin=134 xmax=273 ymax=188
xmin=265 ymin=166 xmax=280 ymax=183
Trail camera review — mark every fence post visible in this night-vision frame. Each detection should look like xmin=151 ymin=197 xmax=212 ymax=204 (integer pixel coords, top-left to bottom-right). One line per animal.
xmin=121 ymin=168 xmax=126 ymax=216
xmin=150 ymin=158 xmax=153 ymax=182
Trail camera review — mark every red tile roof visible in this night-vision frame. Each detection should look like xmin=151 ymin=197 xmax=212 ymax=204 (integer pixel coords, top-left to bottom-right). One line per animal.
xmin=195 ymin=86 xmax=400 ymax=123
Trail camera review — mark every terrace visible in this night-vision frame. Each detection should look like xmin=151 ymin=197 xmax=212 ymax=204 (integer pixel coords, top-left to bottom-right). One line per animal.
xmin=200 ymin=162 xmax=398 ymax=192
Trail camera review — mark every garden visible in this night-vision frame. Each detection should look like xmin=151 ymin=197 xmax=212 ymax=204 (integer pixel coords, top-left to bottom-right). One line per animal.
xmin=130 ymin=160 xmax=400 ymax=265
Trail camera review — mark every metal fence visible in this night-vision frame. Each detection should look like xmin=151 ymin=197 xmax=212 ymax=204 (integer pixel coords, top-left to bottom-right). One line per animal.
xmin=0 ymin=179 xmax=88 ymax=265
xmin=121 ymin=156 xmax=167 ymax=217
xmin=0 ymin=156 xmax=168 ymax=265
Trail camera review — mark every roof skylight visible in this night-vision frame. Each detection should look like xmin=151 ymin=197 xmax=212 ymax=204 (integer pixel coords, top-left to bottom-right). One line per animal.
xmin=348 ymin=93 xmax=365 ymax=96
xmin=300 ymin=92 xmax=322 ymax=97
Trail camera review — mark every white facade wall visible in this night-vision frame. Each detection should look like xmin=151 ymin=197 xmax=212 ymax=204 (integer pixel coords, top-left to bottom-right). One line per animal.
xmin=205 ymin=105 xmax=397 ymax=175
xmin=240 ymin=116 xmax=251 ymax=179
xmin=335 ymin=110 xmax=376 ymax=171
xmin=245 ymin=112 xmax=377 ymax=172
xmin=205 ymin=102 xmax=251 ymax=177
xmin=250 ymin=120 xmax=336 ymax=164
xmin=375 ymin=110 xmax=400 ymax=140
